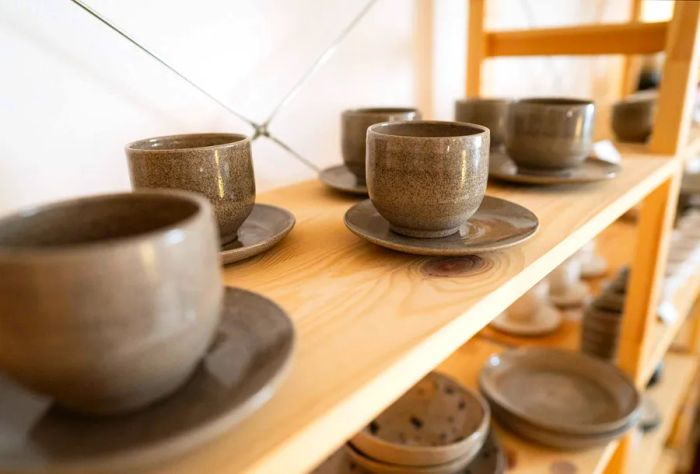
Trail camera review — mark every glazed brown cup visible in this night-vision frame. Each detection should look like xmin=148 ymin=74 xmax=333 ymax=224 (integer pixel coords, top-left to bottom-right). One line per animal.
xmin=367 ymin=120 xmax=490 ymax=238
xmin=506 ymin=98 xmax=596 ymax=170
xmin=342 ymin=107 xmax=420 ymax=183
xmin=126 ymin=133 xmax=255 ymax=245
xmin=612 ymin=98 xmax=656 ymax=143
xmin=0 ymin=191 xmax=222 ymax=415
xmin=454 ymin=98 xmax=512 ymax=150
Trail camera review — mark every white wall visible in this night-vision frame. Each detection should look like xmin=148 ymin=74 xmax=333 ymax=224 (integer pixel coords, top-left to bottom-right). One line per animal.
xmin=0 ymin=0 xmax=419 ymax=213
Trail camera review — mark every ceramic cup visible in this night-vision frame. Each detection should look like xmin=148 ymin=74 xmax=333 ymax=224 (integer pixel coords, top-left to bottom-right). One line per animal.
xmin=126 ymin=133 xmax=255 ymax=245
xmin=506 ymin=98 xmax=596 ymax=170
xmin=342 ymin=107 xmax=420 ymax=183
xmin=367 ymin=120 xmax=489 ymax=238
xmin=0 ymin=191 xmax=222 ymax=415
xmin=454 ymin=98 xmax=512 ymax=150
xmin=612 ymin=98 xmax=656 ymax=143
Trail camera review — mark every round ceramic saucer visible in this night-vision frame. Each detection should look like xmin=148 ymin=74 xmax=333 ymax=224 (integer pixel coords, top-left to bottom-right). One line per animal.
xmin=549 ymin=281 xmax=589 ymax=307
xmin=489 ymin=150 xmax=620 ymax=185
xmin=220 ymin=204 xmax=295 ymax=265
xmin=344 ymin=197 xmax=538 ymax=256
xmin=0 ymin=287 xmax=294 ymax=472
xmin=319 ymin=164 xmax=368 ymax=195
xmin=490 ymin=306 xmax=561 ymax=336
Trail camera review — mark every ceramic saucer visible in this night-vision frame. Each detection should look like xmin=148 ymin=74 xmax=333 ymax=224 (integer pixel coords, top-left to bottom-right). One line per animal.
xmin=489 ymin=151 xmax=620 ymax=185
xmin=220 ymin=204 xmax=295 ymax=265
xmin=319 ymin=164 xmax=368 ymax=195
xmin=0 ymin=287 xmax=294 ymax=472
xmin=490 ymin=306 xmax=561 ymax=336
xmin=549 ymin=281 xmax=589 ymax=307
xmin=344 ymin=197 xmax=538 ymax=256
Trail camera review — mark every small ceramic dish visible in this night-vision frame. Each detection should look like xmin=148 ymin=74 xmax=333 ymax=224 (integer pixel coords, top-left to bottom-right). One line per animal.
xmin=344 ymin=197 xmax=538 ymax=256
xmin=345 ymin=441 xmax=474 ymax=474
xmin=220 ymin=204 xmax=295 ymax=264
xmin=489 ymin=151 xmax=620 ymax=185
xmin=489 ymin=305 xmax=561 ymax=337
xmin=319 ymin=164 xmax=368 ymax=195
xmin=0 ymin=287 xmax=295 ymax=472
xmin=350 ymin=372 xmax=489 ymax=467
xmin=549 ymin=280 xmax=589 ymax=307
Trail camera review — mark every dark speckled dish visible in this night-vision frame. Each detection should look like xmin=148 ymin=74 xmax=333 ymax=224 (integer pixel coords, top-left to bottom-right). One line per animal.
xmin=344 ymin=197 xmax=538 ymax=255
xmin=0 ymin=287 xmax=294 ymax=473
xmin=318 ymin=164 xmax=368 ymax=195
xmin=220 ymin=204 xmax=295 ymax=265
xmin=489 ymin=150 xmax=619 ymax=185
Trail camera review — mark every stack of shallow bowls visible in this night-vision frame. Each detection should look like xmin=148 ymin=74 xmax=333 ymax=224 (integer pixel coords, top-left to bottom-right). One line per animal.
xmin=660 ymin=211 xmax=700 ymax=307
xmin=580 ymin=268 xmax=628 ymax=361
xmin=346 ymin=372 xmax=498 ymax=474
xmin=480 ymin=348 xmax=640 ymax=450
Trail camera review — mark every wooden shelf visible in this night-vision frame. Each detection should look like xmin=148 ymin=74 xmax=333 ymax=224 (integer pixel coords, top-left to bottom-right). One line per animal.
xmin=654 ymin=449 xmax=679 ymax=474
xmin=628 ymin=352 xmax=700 ymax=474
xmin=140 ymin=155 xmax=674 ymax=474
xmin=485 ymin=22 xmax=668 ymax=57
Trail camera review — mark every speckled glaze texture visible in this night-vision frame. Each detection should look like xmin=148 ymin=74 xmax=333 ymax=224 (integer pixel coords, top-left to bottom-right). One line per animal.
xmin=342 ymin=107 xmax=420 ymax=182
xmin=454 ymin=98 xmax=512 ymax=149
xmin=126 ymin=133 xmax=255 ymax=245
xmin=612 ymin=98 xmax=655 ymax=143
xmin=367 ymin=120 xmax=489 ymax=238
xmin=506 ymin=98 xmax=595 ymax=170
xmin=0 ymin=191 xmax=222 ymax=415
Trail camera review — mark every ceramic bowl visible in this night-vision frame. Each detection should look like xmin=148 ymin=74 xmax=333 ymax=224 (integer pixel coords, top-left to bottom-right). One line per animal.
xmin=454 ymin=98 xmax=512 ymax=149
xmin=367 ymin=120 xmax=489 ymax=238
xmin=612 ymin=97 xmax=656 ymax=143
xmin=345 ymin=442 xmax=474 ymax=474
xmin=342 ymin=107 xmax=420 ymax=183
xmin=0 ymin=191 xmax=222 ymax=415
xmin=506 ymin=98 xmax=595 ymax=170
xmin=126 ymin=133 xmax=255 ymax=245
xmin=351 ymin=372 xmax=490 ymax=467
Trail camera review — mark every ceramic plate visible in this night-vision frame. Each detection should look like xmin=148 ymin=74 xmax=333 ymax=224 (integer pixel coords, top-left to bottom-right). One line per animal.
xmin=479 ymin=347 xmax=640 ymax=436
xmin=319 ymin=164 xmax=368 ymax=195
xmin=0 ymin=287 xmax=294 ymax=472
xmin=220 ymin=204 xmax=295 ymax=265
xmin=489 ymin=151 xmax=620 ymax=185
xmin=344 ymin=197 xmax=538 ymax=256
xmin=490 ymin=306 xmax=561 ymax=337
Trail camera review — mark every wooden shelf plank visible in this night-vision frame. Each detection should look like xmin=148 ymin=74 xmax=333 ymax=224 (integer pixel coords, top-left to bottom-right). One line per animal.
xmin=655 ymin=449 xmax=679 ymax=474
xmin=485 ymin=22 xmax=668 ymax=57
xmin=144 ymin=156 xmax=674 ymax=474
xmin=629 ymin=352 xmax=700 ymax=474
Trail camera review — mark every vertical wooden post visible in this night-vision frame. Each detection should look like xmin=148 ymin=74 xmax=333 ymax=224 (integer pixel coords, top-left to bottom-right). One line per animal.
xmin=466 ymin=0 xmax=485 ymax=97
xmin=687 ymin=300 xmax=700 ymax=353
xmin=620 ymin=0 xmax=644 ymax=97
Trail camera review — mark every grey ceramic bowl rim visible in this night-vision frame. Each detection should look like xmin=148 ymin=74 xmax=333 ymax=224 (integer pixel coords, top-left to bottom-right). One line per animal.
xmin=342 ymin=107 xmax=419 ymax=118
xmin=368 ymin=120 xmax=489 ymax=139
xmin=0 ymin=190 xmax=211 ymax=258
xmin=512 ymin=97 xmax=594 ymax=107
xmin=612 ymin=98 xmax=656 ymax=109
xmin=455 ymin=97 xmax=514 ymax=105
xmin=125 ymin=132 xmax=250 ymax=153
xmin=352 ymin=372 xmax=490 ymax=459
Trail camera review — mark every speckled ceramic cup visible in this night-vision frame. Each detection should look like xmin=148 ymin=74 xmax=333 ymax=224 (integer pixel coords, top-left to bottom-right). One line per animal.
xmin=506 ymin=98 xmax=595 ymax=170
xmin=126 ymin=133 xmax=255 ymax=245
xmin=367 ymin=120 xmax=489 ymax=238
xmin=342 ymin=107 xmax=420 ymax=183
xmin=454 ymin=98 xmax=512 ymax=150
xmin=612 ymin=98 xmax=656 ymax=143
xmin=0 ymin=191 xmax=222 ymax=415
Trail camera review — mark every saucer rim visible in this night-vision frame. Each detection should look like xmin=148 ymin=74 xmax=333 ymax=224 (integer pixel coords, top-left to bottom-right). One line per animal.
xmin=489 ymin=152 xmax=621 ymax=185
xmin=318 ymin=164 xmax=368 ymax=195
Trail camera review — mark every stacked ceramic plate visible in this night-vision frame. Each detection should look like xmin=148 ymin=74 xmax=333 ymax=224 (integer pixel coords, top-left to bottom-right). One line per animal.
xmin=660 ymin=211 xmax=700 ymax=310
xmin=344 ymin=372 xmax=504 ymax=474
xmin=480 ymin=348 xmax=641 ymax=449
xmin=581 ymin=267 xmax=627 ymax=361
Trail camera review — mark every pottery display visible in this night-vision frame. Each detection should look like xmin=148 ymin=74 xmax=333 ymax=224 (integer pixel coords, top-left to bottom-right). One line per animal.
xmin=350 ymin=372 xmax=490 ymax=467
xmin=341 ymin=107 xmax=420 ymax=183
xmin=366 ymin=120 xmax=489 ymax=238
xmin=489 ymin=150 xmax=619 ymax=185
xmin=0 ymin=287 xmax=295 ymax=472
xmin=490 ymin=279 xmax=561 ymax=336
xmin=0 ymin=191 xmax=222 ymax=415
xmin=126 ymin=132 xmax=255 ymax=245
xmin=612 ymin=96 xmax=656 ymax=143
xmin=480 ymin=348 xmax=640 ymax=448
xmin=506 ymin=98 xmax=595 ymax=170
xmin=548 ymin=256 xmax=589 ymax=308
xmin=319 ymin=164 xmax=368 ymax=195
xmin=454 ymin=98 xmax=512 ymax=150
xmin=220 ymin=204 xmax=296 ymax=265
xmin=579 ymin=240 xmax=608 ymax=278
xmin=344 ymin=196 xmax=538 ymax=255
